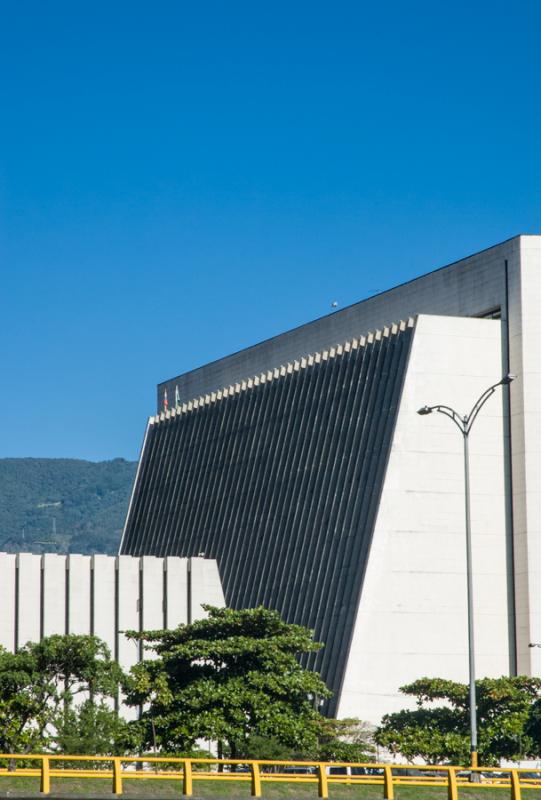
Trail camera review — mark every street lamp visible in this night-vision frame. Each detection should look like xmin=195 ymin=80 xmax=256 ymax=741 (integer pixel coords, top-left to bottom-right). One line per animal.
xmin=417 ymin=373 xmax=516 ymax=771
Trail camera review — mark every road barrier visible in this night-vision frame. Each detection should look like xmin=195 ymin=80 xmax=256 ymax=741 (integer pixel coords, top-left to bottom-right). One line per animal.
xmin=0 ymin=754 xmax=540 ymax=798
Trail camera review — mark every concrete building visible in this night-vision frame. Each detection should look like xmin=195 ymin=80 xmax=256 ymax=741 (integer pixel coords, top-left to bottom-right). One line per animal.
xmin=0 ymin=553 xmax=224 ymax=671
xmin=121 ymin=235 xmax=541 ymax=722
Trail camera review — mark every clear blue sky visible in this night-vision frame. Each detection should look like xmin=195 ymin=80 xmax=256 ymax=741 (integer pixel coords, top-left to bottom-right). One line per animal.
xmin=1 ymin=1 xmax=540 ymax=461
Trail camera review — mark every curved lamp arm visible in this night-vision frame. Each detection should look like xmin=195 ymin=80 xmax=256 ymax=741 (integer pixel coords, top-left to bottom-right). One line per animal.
xmin=466 ymin=373 xmax=516 ymax=431
xmin=418 ymin=374 xmax=516 ymax=435
xmin=431 ymin=405 xmax=466 ymax=435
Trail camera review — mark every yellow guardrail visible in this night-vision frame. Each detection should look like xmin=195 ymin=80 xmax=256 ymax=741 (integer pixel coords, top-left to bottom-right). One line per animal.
xmin=0 ymin=754 xmax=539 ymax=798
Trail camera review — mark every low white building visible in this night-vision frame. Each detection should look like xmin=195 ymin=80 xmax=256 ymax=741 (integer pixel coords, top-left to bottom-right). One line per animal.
xmin=0 ymin=552 xmax=224 ymax=674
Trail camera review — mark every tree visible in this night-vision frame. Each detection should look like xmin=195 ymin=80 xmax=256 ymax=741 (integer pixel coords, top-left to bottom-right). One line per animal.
xmin=238 ymin=719 xmax=375 ymax=763
xmin=0 ymin=634 xmax=124 ymax=753
xmin=316 ymin=717 xmax=375 ymax=762
xmin=53 ymin=700 xmax=138 ymax=756
xmin=524 ymin=696 xmax=541 ymax=757
xmin=240 ymin=735 xmax=299 ymax=761
xmin=124 ymin=605 xmax=331 ymax=759
xmin=375 ymin=676 xmax=541 ymax=765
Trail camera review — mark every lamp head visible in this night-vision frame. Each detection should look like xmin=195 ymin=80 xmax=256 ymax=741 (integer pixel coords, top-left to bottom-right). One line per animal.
xmin=417 ymin=406 xmax=433 ymax=416
xmin=500 ymin=373 xmax=517 ymax=386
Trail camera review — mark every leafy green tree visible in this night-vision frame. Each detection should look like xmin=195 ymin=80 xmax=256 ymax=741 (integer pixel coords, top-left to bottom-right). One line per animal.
xmin=238 ymin=719 xmax=375 ymax=763
xmin=316 ymin=717 xmax=375 ymax=762
xmin=124 ymin=605 xmax=331 ymax=759
xmin=240 ymin=735 xmax=299 ymax=761
xmin=0 ymin=634 xmax=124 ymax=753
xmin=53 ymin=700 xmax=138 ymax=756
xmin=375 ymin=676 xmax=541 ymax=765
xmin=524 ymin=696 xmax=541 ymax=757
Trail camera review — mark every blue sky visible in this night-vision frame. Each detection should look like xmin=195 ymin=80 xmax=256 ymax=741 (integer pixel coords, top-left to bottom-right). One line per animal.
xmin=1 ymin=0 xmax=540 ymax=461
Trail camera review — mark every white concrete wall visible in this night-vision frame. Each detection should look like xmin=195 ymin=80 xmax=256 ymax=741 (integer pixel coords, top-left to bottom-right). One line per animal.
xmin=67 ymin=555 xmax=91 ymax=635
xmin=16 ymin=553 xmax=41 ymax=647
xmin=0 ymin=553 xmax=15 ymax=650
xmin=165 ymin=556 xmax=188 ymax=627
xmin=140 ymin=556 xmax=164 ymax=661
xmin=116 ymin=556 xmax=141 ymax=720
xmin=92 ymin=555 xmax=116 ymax=656
xmin=513 ymin=238 xmax=541 ymax=675
xmin=190 ymin=557 xmax=226 ymax=621
xmin=42 ymin=553 xmax=66 ymax=637
xmin=116 ymin=555 xmax=140 ymax=672
xmin=338 ymin=314 xmax=509 ymax=723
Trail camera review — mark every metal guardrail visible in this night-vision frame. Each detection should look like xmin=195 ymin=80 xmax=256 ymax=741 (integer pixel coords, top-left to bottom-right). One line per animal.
xmin=0 ymin=754 xmax=540 ymax=798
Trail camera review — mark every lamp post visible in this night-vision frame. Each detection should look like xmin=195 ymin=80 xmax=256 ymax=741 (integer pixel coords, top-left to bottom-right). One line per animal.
xmin=417 ymin=373 xmax=516 ymax=771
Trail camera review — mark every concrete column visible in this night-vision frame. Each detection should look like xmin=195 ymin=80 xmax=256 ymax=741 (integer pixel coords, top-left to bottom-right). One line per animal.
xmin=164 ymin=556 xmax=188 ymax=628
xmin=189 ymin=557 xmax=225 ymax=622
xmin=0 ymin=553 xmax=16 ymax=650
xmin=16 ymin=553 xmax=41 ymax=648
xmin=140 ymin=556 xmax=164 ymax=659
xmin=42 ymin=554 xmax=66 ymax=637
xmin=92 ymin=555 xmax=116 ymax=656
xmin=67 ymin=555 xmax=91 ymax=635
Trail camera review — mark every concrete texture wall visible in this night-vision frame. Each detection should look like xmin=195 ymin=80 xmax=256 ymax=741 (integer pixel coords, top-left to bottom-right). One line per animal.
xmin=0 ymin=554 xmax=225 ymax=673
xmin=513 ymin=238 xmax=541 ymax=675
xmin=338 ymin=315 xmax=508 ymax=722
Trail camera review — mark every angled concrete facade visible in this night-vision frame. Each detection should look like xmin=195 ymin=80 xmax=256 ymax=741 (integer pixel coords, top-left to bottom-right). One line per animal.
xmin=122 ymin=235 xmax=541 ymax=722
xmin=123 ymin=320 xmax=414 ymax=709
xmin=337 ymin=314 xmax=509 ymax=719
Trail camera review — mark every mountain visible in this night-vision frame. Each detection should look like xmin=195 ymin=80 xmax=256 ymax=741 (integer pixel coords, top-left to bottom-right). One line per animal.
xmin=0 ymin=458 xmax=137 ymax=555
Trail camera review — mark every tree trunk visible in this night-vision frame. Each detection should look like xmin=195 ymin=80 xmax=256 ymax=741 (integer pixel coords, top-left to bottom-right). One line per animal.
xmin=230 ymin=740 xmax=238 ymax=772
xmin=217 ymin=740 xmax=224 ymax=772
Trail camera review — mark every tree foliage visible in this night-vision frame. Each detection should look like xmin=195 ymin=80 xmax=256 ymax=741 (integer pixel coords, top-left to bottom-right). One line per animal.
xmin=375 ymin=676 xmax=541 ymax=765
xmin=315 ymin=717 xmax=375 ymax=762
xmin=234 ymin=719 xmax=375 ymax=762
xmin=53 ymin=700 xmax=138 ymax=756
xmin=523 ymin=695 xmax=541 ymax=756
xmin=124 ymin=605 xmax=332 ymax=758
xmin=0 ymin=634 xmax=124 ymax=753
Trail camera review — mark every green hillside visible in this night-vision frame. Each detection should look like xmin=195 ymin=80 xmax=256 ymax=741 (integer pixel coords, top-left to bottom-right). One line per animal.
xmin=0 ymin=458 xmax=137 ymax=555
